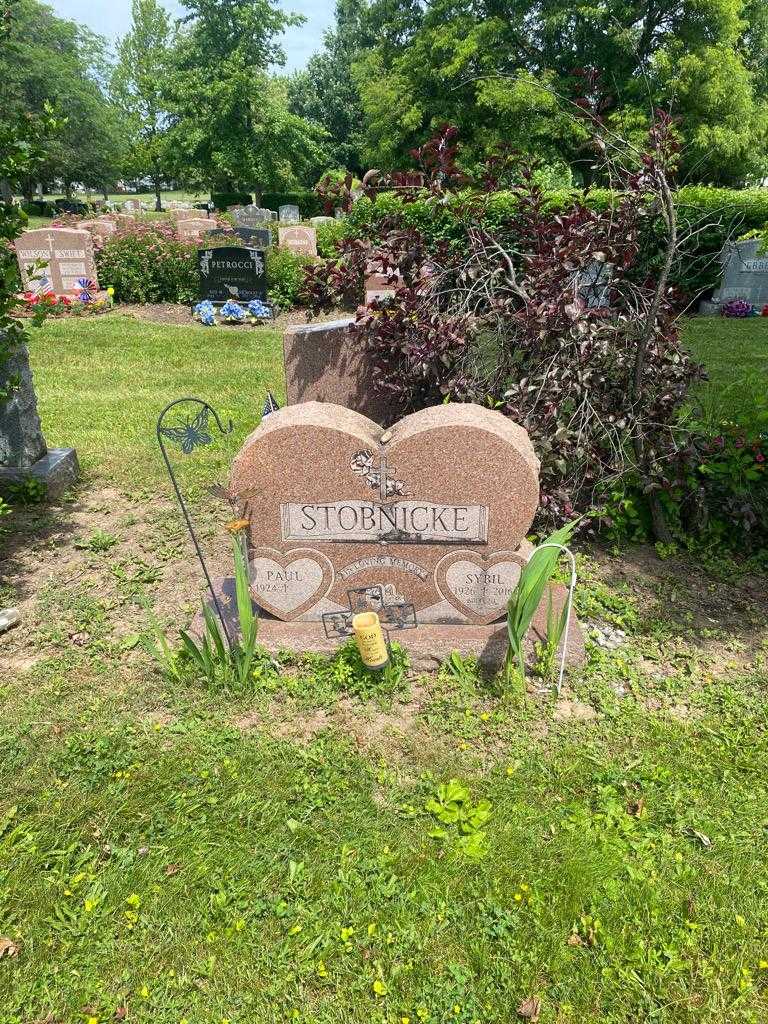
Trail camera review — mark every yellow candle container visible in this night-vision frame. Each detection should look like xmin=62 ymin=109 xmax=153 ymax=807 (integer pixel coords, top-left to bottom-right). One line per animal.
xmin=352 ymin=611 xmax=389 ymax=670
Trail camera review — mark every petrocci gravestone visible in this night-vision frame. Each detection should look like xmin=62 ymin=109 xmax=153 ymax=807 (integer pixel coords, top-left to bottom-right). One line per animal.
xmin=198 ymin=246 xmax=266 ymax=302
xmin=229 ymin=401 xmax=540 ymax=625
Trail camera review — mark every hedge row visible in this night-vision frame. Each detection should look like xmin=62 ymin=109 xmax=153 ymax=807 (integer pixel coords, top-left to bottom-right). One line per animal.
xmin=345 ymin=186 xmax=768 ymax=299
xmin=261 ymin=190 xmax=324 ymax=219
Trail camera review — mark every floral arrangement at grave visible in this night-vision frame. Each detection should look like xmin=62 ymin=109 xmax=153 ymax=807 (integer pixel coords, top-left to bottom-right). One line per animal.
xmin=301 ymin=110 xmax=768 ymax=550
xmin=193 ymin=299 xmax=272 ymax=327
xmin=720 ymin=297 xmax=758 ymax=318
xmin=17 ymin=284 xmax=114 ymax=318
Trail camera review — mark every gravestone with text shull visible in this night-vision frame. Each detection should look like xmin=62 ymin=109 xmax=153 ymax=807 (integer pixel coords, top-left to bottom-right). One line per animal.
xmin=198 ymin=246 xmax=266 ymax=302
xmin=278 ymin=226 xmax=317 ymax=258
xmin=15 ymin=228 xmax=98 ymax=296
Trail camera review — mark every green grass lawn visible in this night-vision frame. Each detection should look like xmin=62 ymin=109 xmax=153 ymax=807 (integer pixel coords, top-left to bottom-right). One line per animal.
xmin=681 ymin=316 xmax=768 ymax=427
xmin=29 ymin=313 xmax=285 ymax=488
xmin=2 ymin=313 xmax=768 ymax=1023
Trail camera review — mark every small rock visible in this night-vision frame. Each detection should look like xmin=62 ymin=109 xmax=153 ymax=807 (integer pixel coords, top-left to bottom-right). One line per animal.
xmin=0 ymin=608 xmax=21 ymax=635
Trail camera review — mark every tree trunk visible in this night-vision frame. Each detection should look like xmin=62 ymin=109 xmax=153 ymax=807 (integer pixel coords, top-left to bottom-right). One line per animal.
xmin=0 ymin=179 xmax=12 ymax=203
xmin=154 ymin=176 xmax=163 ymax=212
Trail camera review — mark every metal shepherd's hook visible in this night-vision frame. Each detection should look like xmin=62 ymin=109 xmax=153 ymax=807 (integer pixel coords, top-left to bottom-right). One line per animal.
xmin=156 ymin=397 xmax=234 ymax=645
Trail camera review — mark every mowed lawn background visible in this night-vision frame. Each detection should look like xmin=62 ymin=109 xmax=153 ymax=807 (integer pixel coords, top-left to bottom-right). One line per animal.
xmin=1 ymin=311 xmax=766 ymax=1023
xmin=30 ymin=315 xmax=286 ymax=488
xmin=28 ymin=313 xmax=768 ymax=490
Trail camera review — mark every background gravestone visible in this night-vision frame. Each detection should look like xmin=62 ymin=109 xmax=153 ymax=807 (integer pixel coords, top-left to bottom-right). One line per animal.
xmin=235 ymin=227 xmax=271 ymax=247
xmin=177 ymin=218 xmax=214 ymax=242
xmin=283 ymin=319 xmax=391 ymax=424
xmin=703 ymin=238 xmax=768 ymax=311
xmin=198 ymin=246 xmax=266 ymax=302
xmin=310 ymin=216 xmax=336 ymax=227
xmin=279 ymin=204 xmax=300 ymax=224
xmin=15 ymin=228 xmax=98 ymax=295
xmin=233 ymin=205 xmax=272 ymax=227
xmin=278 ymin=226 xmax=317 ymax=258
xmin=0 ymin=339 xmax=79 ymax=498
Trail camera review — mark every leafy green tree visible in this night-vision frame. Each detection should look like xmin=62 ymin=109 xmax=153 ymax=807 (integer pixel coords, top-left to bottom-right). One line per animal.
xmin=355 ymin=0 xmax=768 ymax=185
xmin=112 ymin=0 xmax=175 ymax=211
xmin=0 ymin=0 xmax=124 ymax=197
xmin=166 ymin=0 xmax=328 ymax=197
xmin=288 ymin=0 xmax=370 ymax=177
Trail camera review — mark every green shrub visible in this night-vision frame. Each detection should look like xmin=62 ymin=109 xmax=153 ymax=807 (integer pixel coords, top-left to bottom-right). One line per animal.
xmin=266 ymin=247 xmax=313 ymax=309
xmin=315 ymin=220 xmax=346 ymax=258
xmin=96 ymin=227 xmax=198 ymax=303
xmin=211 ymin=191 xmax=252 ymax=211
xmin=261 ymin=190 xmax=323 ymax=219
xmin=345 ymin=186 xmax=768 ymax=300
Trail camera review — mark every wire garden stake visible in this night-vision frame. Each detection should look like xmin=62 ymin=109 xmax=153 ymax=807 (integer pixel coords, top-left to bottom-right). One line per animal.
xmin=156 ymin=397 xmax=234 ymax=645
xmin=529 ymin=542 xmax=577 ymax=697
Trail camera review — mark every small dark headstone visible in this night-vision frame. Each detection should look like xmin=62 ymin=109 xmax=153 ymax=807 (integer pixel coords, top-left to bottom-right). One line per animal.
xmin=198 ymin=246 xmax=267 ymax=302
xmin=235 ymin=227 xmax=272 ymax=248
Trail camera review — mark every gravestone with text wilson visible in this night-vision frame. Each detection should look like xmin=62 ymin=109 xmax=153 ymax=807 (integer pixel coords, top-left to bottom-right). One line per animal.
xmin=198 ymin=246 xmax=266 ymax=302
xmin=15 ymin=228 xmax=99 ymax=296
xmin=217 ymin=401 xmax=583 ymax=668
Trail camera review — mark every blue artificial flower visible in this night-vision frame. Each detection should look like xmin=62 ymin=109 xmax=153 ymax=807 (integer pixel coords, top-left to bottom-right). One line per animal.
xmin=77 ymin=277 xmax=95 ymax=303
xmin=194 ymin=299 xmax=217 ymax=325
xmin=220 ymin=300 xmax=246 ymax=321
xmin=247 ymin=299 xmax=272 ymax=319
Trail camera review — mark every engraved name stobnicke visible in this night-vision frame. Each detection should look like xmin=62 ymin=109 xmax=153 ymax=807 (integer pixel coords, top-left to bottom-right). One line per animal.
xmin=281 ymin=500 xmax=488 ymax=544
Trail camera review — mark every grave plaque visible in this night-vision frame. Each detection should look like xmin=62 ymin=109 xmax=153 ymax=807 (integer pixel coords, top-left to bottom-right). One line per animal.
xmin=178 ymin=218 xmax=215 ymax=242
xmin=14 ymin=228 xmax=98 ymax=295
xmin=198 ymin=246 xmax=266 ymax=302
xmin=173 ymin=208 xmax=201 ymax=223
xmin=709 ymin=238 xmax=768 ymax=308
xmin=229 ymin=402 xmax=540 ymax=623
xmin=278 ymin=225 xmax=317 ymax=258
xmin=235 ymin=226 xmax=272 ymax=248
xmin=279 ymin=204 xmax=300 ymax=224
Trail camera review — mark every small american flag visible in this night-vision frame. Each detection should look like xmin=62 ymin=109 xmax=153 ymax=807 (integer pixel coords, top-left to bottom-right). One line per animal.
xmin=262 ymin=391 xmax=280 ymax=417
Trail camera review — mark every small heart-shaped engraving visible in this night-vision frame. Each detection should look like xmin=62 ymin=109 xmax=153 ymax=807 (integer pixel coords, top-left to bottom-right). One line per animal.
xmin=435 ymin=548 xmax=528 ymax=624
xmin=249 ymin=547 xmax=334 ymax=621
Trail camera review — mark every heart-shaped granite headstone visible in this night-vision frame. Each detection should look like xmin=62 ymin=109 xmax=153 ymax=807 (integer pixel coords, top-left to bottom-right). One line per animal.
xmin=230 ymin=402 xmax=539 ymax=622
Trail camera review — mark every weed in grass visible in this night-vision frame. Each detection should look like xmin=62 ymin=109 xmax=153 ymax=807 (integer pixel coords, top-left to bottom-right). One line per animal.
xmin=74 ymin=529 xmax=119 ymax=553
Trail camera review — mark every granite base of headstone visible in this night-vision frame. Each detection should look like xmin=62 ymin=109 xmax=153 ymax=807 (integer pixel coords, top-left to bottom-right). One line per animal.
xmin=0 ymin=342 xmax=78 ymax=499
